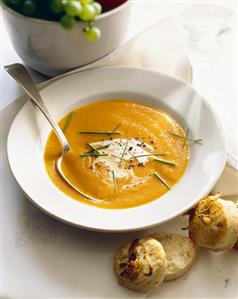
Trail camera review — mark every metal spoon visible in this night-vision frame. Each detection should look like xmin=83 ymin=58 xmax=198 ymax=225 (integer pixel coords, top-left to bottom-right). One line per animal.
xmin=5 ymin=63 xmax=102 ymax=203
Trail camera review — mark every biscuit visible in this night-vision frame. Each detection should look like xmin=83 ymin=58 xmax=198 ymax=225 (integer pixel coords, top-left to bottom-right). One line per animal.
xmin=151 ymin=232 xmax=197 ymax=281
xmin=114 ymin=237 xmax=167 ymax=292
xmin=189 ymin=193 xmax=238 ymax=251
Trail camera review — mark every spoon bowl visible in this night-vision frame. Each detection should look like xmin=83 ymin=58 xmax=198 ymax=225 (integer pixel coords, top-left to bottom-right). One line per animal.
xmin=57 ymin=154 xmax=104 ymax=203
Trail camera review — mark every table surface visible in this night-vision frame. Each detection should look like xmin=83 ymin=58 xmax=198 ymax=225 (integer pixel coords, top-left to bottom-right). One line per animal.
xmin=1 ymin=1 xmax=237 ymax=299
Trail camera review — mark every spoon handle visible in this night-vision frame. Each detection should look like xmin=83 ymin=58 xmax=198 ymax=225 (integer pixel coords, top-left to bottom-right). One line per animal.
xmin=4 ymin=63 xmax=70 ymax=153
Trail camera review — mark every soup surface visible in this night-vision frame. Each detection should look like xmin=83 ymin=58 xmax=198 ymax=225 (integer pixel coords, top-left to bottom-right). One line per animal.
xmin=44 ymin=100 xmax=189 ymax=209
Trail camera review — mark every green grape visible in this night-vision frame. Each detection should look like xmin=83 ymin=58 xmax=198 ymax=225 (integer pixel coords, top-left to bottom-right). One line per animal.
xmin=80 ymin=0 xmax=93 ymax=4
xmin=50 ymin=0 xmax=64 ymax=14
xmin=4 ymin=0 xmax=101 ymax=40
xmin=60 ymin=14 xmax=76 ymax=29
xmin=22 ymin=0 xmax=37 ymax=15
xmin=84 ymin=26 xmax=101 ymax=41
xmin=8 ymin=0 xmax=22 ymax=5
xmin=79 ymin=3 xmax=96 ymax=21
xmin=65 ymin=0 xmax=82 ymax=17
xmin=92 ymin=2 xmax=101 ymax=16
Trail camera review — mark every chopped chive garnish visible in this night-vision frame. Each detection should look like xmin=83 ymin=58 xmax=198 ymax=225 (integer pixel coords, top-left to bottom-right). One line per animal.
xmin=107 ymin=123 xmax=122 ymax=138
xmin=111 ymin=154 xmax=124 ymax=161
xmin=62 ymin=111 xmax=75 ymax=132
xmin=95 ymin=144 xmax=110 ymax=150
xmin=194 ymin=139 xmax=203 ymax=144
xmin=169 ymin=131 xmax=203 ymax=145
xmin=80 ymin=123 xmax=122 ymax=136
xmin=79 ymin=131 xmax=120 ymax=135
xmin=87 ymin=143 xmax=100 ymax=154
xmin=129 ymin=153 xmax=166 ymax=159
xmin=112 ymin=170 xmax=117 ymax=195
xmin=153 ymin=157 xmax=176 ymax=166
xmin=80 ymin=153 xmax=108 ymax=157
xmin=82 ymin=144 xmax=110 ymax=155
xmin=112 ymin=123 xmax=122 ymax=132
xmin=153 ymin=171 xmax=171 ymax=190
xmin=183 ymin=129 xmax=189 ymax=148
xmin=119 ymin=141 xmax=128 ymax=167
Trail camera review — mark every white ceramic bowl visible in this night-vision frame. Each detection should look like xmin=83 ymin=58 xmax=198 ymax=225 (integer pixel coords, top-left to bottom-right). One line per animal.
xmin=7 ymin=67 xmax=226 ymax=232
xmin=1 ymin=1 xmax=131 ymax=77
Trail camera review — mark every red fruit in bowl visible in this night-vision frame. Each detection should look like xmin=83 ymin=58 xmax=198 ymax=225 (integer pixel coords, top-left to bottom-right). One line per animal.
xmin=98 ymin=0 xmax=127 ymax=12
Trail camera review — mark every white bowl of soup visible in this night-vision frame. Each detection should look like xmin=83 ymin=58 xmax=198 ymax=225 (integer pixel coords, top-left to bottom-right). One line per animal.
xmin=7 ymin=67 xmax=226 ymax=232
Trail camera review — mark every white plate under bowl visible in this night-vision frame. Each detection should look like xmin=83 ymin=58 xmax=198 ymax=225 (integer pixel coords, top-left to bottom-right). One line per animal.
xmin=7 ymin=67 xmax=226 ymax=232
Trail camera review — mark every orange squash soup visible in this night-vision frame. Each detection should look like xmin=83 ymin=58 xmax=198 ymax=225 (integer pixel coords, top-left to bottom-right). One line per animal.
xmin=44 ymin=100 xmax=189 ymax=209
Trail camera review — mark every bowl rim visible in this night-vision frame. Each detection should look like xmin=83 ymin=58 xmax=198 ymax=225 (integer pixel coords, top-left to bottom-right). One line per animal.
xmin=1 ymin=0 xmax=130 ymax=25
xmin=6 ymin=66 xmax=227 ymax=232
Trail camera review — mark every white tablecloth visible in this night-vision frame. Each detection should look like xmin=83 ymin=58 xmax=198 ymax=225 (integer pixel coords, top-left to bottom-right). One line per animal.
xmin=1 ymin=2 xmax=237 ymax=298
